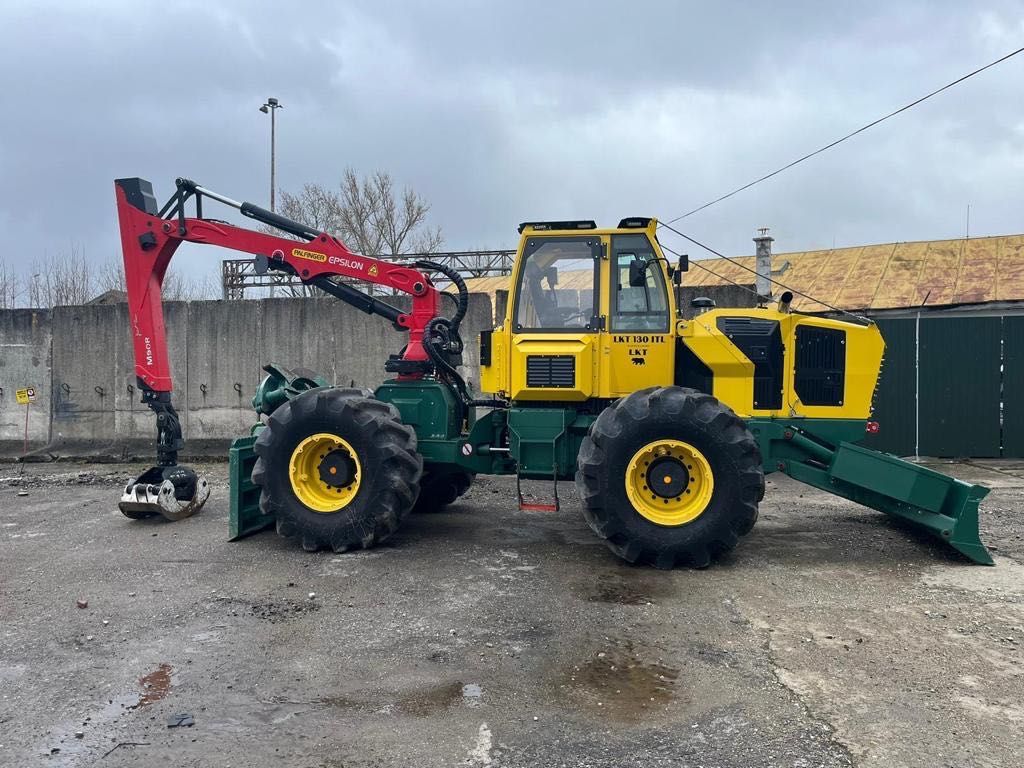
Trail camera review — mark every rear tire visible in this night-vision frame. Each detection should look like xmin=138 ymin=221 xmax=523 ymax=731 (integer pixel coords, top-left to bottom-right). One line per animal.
xmin=252 ymin=388 xmax=422 ymax=553
xmin=575 ymin=386 xmax=762 ymax=569
xmin=413 ymin=470 xmax=474 ymax=513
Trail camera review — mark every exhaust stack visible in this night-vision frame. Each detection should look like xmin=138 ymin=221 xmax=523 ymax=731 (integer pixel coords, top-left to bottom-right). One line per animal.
xmin=753 ymin=228 xmax=773 ymax=300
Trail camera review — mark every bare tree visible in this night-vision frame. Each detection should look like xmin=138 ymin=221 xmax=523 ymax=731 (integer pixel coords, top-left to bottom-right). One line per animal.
xmin=267 ymin=184 xmax=345 ymax=298
xmin=94 ymin=260 xmax=126 ymax=295
xmin=263 ymin=169 xmax=443 ymax=298
xmin=0 ymin=257 xmax=19 ymax=309
xmin=276 ymin=183 xmax=344 ymax=234
xmin=161 ymin=268 xmax=218 ymax=301
xmin=10 ymin=243 xmax=217 ymax=310
xmin=337 ymin=169 xmax=443 ymax=256
xmin=271 ymin=169 xmax=444 ymax=255
xmin=96 ymin=258 xmax=217 ymax=302
xmin=27 ymin=246 xmax=94 ymax=308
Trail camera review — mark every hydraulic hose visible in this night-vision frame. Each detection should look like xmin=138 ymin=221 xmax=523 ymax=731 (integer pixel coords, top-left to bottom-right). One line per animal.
xmin=416 ymin=260 xmax=468 ymax=343
xmin=415 ymin=260 xmax=506 ymax=409
xmin=423 ymin=316 xmax=505 ymax=409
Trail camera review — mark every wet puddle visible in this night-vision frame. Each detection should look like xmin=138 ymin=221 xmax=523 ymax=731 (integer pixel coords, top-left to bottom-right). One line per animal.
xmin=461 ymin=682 xmax=483 ymax=707
xmin=396 ymin=680 xmax=463 ymax=715
xmin=262 ymin=681 xmax=485 ymax=718
xmin=396 ymin=680 xmax=484 ymax=715
xmin=33 ymin=664 xmax=173 ymax=761
xmin=250 ymin=599 xmax=320 ymax=622
xmin=586 ymin=574 xmax=659 ymax=605
xmin=317 ymin=694 xmax=360 ymax=709
xmin=559 ymin=642 xmax=679 ymax=721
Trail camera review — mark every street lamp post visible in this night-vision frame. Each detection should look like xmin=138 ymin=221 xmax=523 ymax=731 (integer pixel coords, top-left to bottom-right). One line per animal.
xmin=259 ymin=97 xmax=283 ymax=211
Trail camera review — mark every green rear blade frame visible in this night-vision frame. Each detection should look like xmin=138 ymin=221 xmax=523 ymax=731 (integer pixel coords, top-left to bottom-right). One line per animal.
xmin=750 ymin=419 xmax=993 ymax=565
xmin=228 ymin=434 xmax=274 ymax=540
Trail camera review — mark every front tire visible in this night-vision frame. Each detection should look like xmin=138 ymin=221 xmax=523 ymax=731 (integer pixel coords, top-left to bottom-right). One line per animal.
xmin=251 ymin=388 xmax=422 ymax=553
xmin=575 ymin=386 xmax=762 ymax=569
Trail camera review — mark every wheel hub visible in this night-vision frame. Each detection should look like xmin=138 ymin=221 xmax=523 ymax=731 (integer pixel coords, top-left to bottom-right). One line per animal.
xmin=624 ymin=439 xmax=715 ymax=527
xmin=646 ymin=456 xmax=689 ymax=499
xmin=288 ymin=433 xmax=362 ymax=513
xmin=318 ymin=450 xmax=356 ymax=488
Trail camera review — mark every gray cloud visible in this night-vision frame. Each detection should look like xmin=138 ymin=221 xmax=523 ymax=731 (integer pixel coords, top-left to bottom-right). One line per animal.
xmin=1 ymin=0 xmax=1023 ymax=285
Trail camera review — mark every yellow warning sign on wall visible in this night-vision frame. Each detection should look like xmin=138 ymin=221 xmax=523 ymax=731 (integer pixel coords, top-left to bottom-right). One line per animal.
xmin=15 ymin=387 xmax=36 ymax=405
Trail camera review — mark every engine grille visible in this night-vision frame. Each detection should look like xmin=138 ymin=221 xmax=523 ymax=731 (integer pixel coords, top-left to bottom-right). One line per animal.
xmin=794 ymin=326 xmax=846 ymax=406
xmin=526 ymin=355 xmax=575 ymax=388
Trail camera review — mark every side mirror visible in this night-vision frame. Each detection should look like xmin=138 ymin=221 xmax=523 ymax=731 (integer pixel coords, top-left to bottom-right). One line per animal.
xmin=678 ymin=254 xmax=688 ymax=273
xmin=628 ymin=259 xmax=647 ymax=287
xmin=545 ymin=265 xmax=558 ymax=287
xmin=672 ymin=268 xmax=682 ymax=286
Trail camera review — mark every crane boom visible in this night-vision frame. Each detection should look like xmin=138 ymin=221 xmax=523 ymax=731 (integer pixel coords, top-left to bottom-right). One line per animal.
xmin=115 ymin=177 xmax=441 ymax=392
xmin=113 ymin=177 xmax=449 ymax=520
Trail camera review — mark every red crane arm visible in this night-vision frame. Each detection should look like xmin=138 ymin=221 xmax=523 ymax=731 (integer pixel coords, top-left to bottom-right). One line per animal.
xmin=115 ymin=178 xmax=441 ymax=392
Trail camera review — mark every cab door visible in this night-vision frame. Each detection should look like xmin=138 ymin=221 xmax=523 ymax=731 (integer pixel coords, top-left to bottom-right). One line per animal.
xmin=507 ymin=235 xmax=603 ymax=401
xmin=601 ymin=233 xmax=674 ymax=397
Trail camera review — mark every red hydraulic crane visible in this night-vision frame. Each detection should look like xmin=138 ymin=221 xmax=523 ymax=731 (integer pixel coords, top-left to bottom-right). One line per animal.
xmin=114 ymin=177 xmax=464 ymax=518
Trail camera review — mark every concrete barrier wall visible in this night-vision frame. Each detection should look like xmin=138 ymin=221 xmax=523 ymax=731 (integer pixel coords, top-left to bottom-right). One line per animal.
xmin=0 ymin=293 xmax=492 ymax=456
xmin=0 ymin=310 xmax=52 ymax=450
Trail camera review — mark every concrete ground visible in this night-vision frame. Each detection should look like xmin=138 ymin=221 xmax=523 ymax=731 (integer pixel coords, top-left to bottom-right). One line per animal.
xmin=1 ymin=460 xmax=1022 ymax=768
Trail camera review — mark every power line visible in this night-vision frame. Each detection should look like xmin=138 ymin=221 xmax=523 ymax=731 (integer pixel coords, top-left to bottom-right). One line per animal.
xmin=659 ymin=221 xmax=870 ymax=324
xmin=664 ymin=44 xmax=1024 ymax=224
xmin=661 ymin=240 xmax=763 ymax=300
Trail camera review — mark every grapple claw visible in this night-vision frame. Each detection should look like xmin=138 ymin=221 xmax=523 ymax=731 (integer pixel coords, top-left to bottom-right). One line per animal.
xmin=118 ymin=484 xmax=161 ymax=519
xmin=119 ymin=465 xmax=210 ymax=522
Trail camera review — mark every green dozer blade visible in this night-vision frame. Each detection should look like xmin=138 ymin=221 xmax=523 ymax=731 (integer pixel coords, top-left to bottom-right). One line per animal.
xmin=824 ymin=442 xmax=993 ymax=564
xmin=229 ymin=363 xmax=326 ymax=541
xmin=755 ymin=421 xmax=994 ymax=565
xmin=228 ymin=435 xmax=274 ymax=540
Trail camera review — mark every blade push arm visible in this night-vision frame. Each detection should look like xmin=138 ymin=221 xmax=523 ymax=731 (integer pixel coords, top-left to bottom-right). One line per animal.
xmin=115 ymin=177 xmax=441 ymax=392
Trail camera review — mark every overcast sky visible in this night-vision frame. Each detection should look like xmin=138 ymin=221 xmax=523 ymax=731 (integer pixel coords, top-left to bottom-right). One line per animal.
xmin=2 ymin=0 xmax=1023 ymax=285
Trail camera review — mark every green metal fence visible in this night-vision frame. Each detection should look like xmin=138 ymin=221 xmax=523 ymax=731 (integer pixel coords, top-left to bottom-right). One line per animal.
xmin=865 ymin=319 xmax=916 ymax=457
xmin=1004 ymin=316 xmax=1024 ymax=458
xmin=864 ymin=315 xmax=1022 ymax=458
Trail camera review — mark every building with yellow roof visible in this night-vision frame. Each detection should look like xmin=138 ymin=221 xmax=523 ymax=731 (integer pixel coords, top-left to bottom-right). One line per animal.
xmin=460 ymin=233 xmax=1024 ymax=318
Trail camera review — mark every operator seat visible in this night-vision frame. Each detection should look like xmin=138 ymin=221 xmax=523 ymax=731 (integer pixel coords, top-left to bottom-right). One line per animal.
xmin=525 ymin=261 xmax=562 ymax=327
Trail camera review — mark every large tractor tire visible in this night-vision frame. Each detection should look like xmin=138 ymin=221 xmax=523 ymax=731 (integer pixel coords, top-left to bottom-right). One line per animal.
xmin=251 ymin=388 xmax=422 ymax=553
xmin=576 ymin=386 xmax=762 ymax=569
xmin=413 ymin=470 xmax=475 ymax=514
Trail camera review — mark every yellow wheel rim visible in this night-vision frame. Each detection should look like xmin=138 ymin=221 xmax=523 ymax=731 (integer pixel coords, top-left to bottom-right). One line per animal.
xmin=288 ymin=433 xmax=362 ymax=513
xmin=625 ymin=439 xmax=714 ymax=526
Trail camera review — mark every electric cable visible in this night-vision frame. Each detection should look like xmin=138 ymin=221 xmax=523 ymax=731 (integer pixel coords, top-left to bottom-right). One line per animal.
xmin=659 ymin=222 xmax=871 ymax=325
xmin=664 ymin=44 xmax=1024 ymax=223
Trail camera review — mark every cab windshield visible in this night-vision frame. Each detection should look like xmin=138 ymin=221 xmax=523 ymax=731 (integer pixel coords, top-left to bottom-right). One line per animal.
xmin=514 ymin=237 xmax=599 ymax=331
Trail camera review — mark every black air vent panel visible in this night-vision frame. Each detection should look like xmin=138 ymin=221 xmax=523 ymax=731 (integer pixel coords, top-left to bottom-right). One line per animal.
xmin=526 ymin=355 xmax=575 ymax=388
xmin=795 ymin=326 xmax=846 ymax=406
xmin=716 ymin=316 xmax=784 ymax=410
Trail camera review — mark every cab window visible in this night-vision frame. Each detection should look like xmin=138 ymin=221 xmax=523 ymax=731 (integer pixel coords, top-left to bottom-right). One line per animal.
xmin=514 ymin=237 xmax=599 ymax=331
xmin=612 ymin=234 xmax=669 ymax=332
